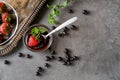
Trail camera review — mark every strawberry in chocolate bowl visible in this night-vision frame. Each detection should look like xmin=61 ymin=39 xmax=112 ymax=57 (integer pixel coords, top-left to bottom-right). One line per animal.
xmin=23 ymin=24 xmax=53 ymax=52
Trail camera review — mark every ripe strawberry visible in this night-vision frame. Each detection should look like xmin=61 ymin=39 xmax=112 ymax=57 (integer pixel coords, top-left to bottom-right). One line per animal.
xmin=0 ymin=22 xmax=11 ymax=35
xmin=0 ymin=2 xmax=6 ymax=13
xmin=28 ymin=36 xmax=39 ymax=47
xmin=2 ymin=12 xmax=11 ymax=23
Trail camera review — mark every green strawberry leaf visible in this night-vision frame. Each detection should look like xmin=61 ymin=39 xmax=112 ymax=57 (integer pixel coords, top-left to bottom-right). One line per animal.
xmin=39 ymin=27 xmax=48 ymax=33
xmin=6 ymin=15 xmax=11 ymax=23
xmin=30 ymin=27 xmax=40 ymax=36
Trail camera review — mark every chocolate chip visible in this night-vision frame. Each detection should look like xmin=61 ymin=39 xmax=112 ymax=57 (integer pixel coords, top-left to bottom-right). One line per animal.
xmin=63 ymin=61 xmax=72 ymax=66
xmin=51 ymin=56 xmax=55 ymax=59
xmin=71 ymin=25 xmax=78 ymax=30
xmin=73 ymin=56 xmax=78 ymax=60
xmin=67 ymin=58 xmax=71 ymax=62
xmin=36 ymin=71 xmax=42 ymax=76
xmin=82 ymin=10 xmax=90 ymax=15
xmin=63 ymin=27 xmax=69 ymax=32
xmin=18 ymin=53 xmax=24 ymax=57
xmin=58 ymin=31 xmax=67 ymax=36
xmin=58 ymin=33 xmax=63 ymax=37
xmin=58 ymin=32 xmax=65 ymax=37
xmin=63 ymin=61 xmax=67 ymax=65
xmin=48 ymin=47 xmax=52 ymax=52
xmin=45 ymin=56 xmax=52 ymax=61
xmin=68 ymin=9 xmax=74 ymax=13
xmin=69 ymin=57 xmax=74 ymax=61
xmin=45 ymin=63 xmax=50 ymax=68
xmin=64 ymin=48 xmax=70 ymax=54
xmin=58 ymin=57 xmax=65 ymax=62
xmin=4 ymin=60 xmax=10 ymax=65
xmin=66 ymin=61 xmax=72 ymax=65
xmin=62 ymin=31 xmax=66 ymax=35
xmin=52 ymin=26 xmax=56 ymax=30
xmin=27 ymin=54 xmax=32 ymax=59
xmin=58 ymin=57 xmax=63 ymax=61
xmin=38 ymin=67 xmax=43 ymax=72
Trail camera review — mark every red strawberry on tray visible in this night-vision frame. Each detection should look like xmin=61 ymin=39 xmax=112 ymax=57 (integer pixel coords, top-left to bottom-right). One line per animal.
xmin=28 ymin=36 xmax=39 ymax=47
xmin=0 ymin=22 xmax=11 ymax=35
xmin=2 ymin=12 xmax=11 ymax=23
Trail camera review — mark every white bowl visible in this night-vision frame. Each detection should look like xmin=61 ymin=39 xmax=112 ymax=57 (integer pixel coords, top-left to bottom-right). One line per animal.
xmin=0 ymin=1 xmax=18 ymax=45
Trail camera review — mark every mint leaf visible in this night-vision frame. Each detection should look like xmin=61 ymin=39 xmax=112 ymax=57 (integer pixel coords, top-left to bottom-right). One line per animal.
xmin=47 ymin=0 xmax=72 ymax=24
xmin=39 ymin=27 xmax=48 ymax=33
xmin=47 ymin=5 xmax=57 ymax=9
xmin=30 ymin=27 xmax=40 ymax=36
xmin=48 ymin=14 xmax=57 ymax=24
xmin=62 ymin=1 xmax=68 ymax=7
xmin=54 ymin=9 xmax=60 ymax=16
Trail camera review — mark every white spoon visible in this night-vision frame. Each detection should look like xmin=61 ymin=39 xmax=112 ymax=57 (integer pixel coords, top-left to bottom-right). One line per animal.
xmin=44 ymin=17 xmax=78 ymax=38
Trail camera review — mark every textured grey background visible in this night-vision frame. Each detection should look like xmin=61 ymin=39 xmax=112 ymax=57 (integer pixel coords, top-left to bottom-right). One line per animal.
xmin=0 ymin=0 xmax=120 ymax=80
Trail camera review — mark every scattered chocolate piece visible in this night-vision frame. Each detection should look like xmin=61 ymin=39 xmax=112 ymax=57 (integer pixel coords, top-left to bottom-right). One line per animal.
xmin=66 ymin=61 xmax=72 ymax=65
xmin=58 ymin=32 xmax=64 ymax=37
xmin=4 ymin=60 xmax=10 ymax=65
xmin=69 ymin=57 xmax=74 ymax=61
xmin=45 ymin=56 xmax=52 ymax=61
xmin=73 ymin=56 xmax=78 ymax=60
xmin=52 ymin=26 xmax=56 ymax=30
xmin=63 ymin=27 xmax=69 ymax=32
xmin=18 ymin=53 xmax=24 ymax=57
xmin=63 ymin=61 xmax=67 ymax=65
xmin=58 ymin=57 xmax=63 ymax=61
xmin=82 ymin=10 xmax=90 ymax=15
xmin=64 ymin=48 xmax=70 ymax=54
xmin=71 ymin=25 xmax=78 ymax=30
xmin=45 ymin=63 xmax=50 ymax=68
xmin=67 ymin=58 xmax=71 ymax=62
xmin=58 ymin=57 xmax=65 ymax=62
xmin=68 ymin=9 xmax=74 ymax=13
xmin=27 ymin=54 xmax=32 ymax=59
xmin=62 ymin=31 xmax=67 ymax=35
xmin=51 ymin=56 xmax=55 ymax=59
xmin=38 ymin=67 xmax=44 ymax=72
xmin=36 ymin=71 xmax=42 ymax=76
xmin=65 ymin=53 xmax=71 ymax=59
xmin=48 ymin=47 xmax=52 ymax=52
xmin=65 ymin=27 xmax=69 ymax=30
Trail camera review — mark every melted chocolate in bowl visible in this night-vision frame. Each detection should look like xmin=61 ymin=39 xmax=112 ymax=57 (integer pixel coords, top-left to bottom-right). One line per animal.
xmin=24 ymin=25 xmax=52 ymax=52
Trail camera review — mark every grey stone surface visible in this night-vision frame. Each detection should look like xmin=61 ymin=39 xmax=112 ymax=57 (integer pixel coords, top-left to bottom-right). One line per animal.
xmin=1 ymin=0 xmax=120 ymax=80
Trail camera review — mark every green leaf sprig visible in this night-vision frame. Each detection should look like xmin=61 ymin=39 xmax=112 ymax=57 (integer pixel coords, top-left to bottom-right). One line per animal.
xmin=47 ymin=0 xmax=72 ymax=24
xmin=30 ymin=27 xmax=48 ymax=41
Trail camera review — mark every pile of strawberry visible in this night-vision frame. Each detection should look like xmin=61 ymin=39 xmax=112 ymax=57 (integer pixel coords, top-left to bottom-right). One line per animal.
xmin=0 ymin=2 xmax=12 ymax=43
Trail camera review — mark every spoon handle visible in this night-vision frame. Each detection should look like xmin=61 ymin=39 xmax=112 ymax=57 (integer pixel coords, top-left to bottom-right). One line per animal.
xmin=45 ymin=17 xmax=78 ymax=38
